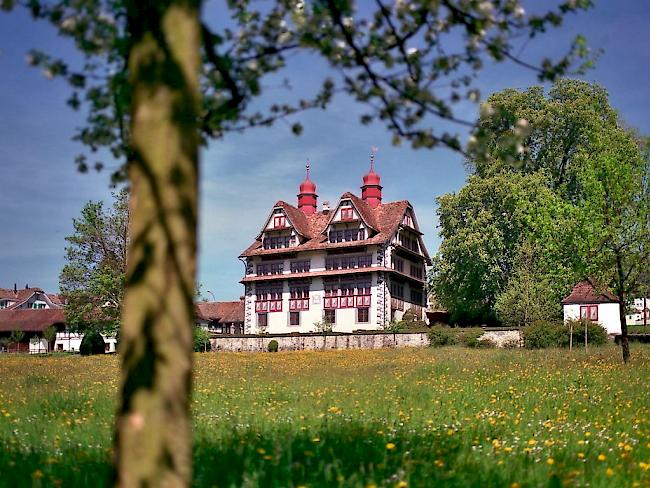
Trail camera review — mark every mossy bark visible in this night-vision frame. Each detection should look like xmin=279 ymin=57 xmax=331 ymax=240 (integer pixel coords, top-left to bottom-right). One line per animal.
xmin=114 ymin=1 xmax=201 ymax=486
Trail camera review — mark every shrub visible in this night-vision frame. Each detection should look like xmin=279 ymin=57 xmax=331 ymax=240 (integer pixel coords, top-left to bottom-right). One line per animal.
xmin=459 ymin=328 xmax=484 ymax=348
xmin=523 ymin=321 xmax=568 ymax=349
xmin=428 ymin=326 xmax=458 ymax=347
xmin=193 ymin=326 xmax=212 ymax=352
xmin=566 ymin=319 xmax=608 ymax=346
xmin=267 ymin=340 xmax=279 ymax=352
xmin=80 ymin=329 xmax=106 ymax=355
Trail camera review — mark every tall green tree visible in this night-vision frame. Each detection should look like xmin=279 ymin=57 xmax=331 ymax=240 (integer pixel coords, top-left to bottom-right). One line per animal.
xmin=60 ymin=188 xmax=128 ymax=335
xmin=577 ymin=129 xmax=650 ymax=363
xmin=429 ymin=171 xmax=587 ymax=324
xmin=3 ymin=0 xmax=596 ymax=484
xmin=470 ymin=79 xmax=616 ymax=199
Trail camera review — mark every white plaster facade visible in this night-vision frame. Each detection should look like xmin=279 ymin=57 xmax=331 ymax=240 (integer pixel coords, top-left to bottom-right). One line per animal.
xmin=54 ymin=332 xmax=117 ymax=353
xmin=563 ymin=303 xmax=621 ymax=335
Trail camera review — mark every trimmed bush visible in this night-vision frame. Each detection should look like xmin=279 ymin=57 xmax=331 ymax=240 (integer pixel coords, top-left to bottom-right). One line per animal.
xmin=566 ymin=319 xmax=608 ymax=346
xmin=80 ymin=329 xmax=106 ymax=355
xmin=523 ymin=320 xmax=608 ymax=349
xmin=522 ymin=321 xmax=567 ymax=349
xmin=267 ymin=340 xmax=279 ymax=352
xmin=428 ymin=326 xmax=458 ymax=347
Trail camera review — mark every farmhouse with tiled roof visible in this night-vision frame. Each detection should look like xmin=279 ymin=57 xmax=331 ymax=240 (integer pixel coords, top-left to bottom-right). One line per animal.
xmin=0 ymin=284 xmax=64 ymax=311
xmin=562 ymin=279 xmax=621 ymax=335
xmin=239 ymin=155 xmax=430 ymax=334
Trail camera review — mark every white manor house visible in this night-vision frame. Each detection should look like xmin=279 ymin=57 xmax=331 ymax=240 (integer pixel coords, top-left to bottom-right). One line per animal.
xmin=239 ymin=158 xmax=430 ymax=334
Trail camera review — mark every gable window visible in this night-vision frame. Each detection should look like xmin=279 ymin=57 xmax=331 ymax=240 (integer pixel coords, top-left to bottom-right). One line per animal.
xmin=357 ymin=308 xmax=369 ymax=323
xmin=263 ymin=235 xmax=292 ymax=249
xmin=273 ymin=216 xmax=286 ymax=228
xmin=403 ymin=214 xmax=413 ymax=228
xmin=394 ymin=258 xmax=404 ymax=273
xmin=341 ymin=207 xmax=354 ymax=220
xmin=31 ymin=302 xmax=46 ymax=309
xmin=290 ymin=311 xmax=300 ymax=326
xmin=580 ymin=305 xmax=598 ymax=322
xmin=328 ymin=228 xmax=365 ymax=243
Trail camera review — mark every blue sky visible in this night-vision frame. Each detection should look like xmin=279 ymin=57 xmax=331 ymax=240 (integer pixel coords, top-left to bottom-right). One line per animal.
xmin=0 ymin=1 xmax=649 ymax=299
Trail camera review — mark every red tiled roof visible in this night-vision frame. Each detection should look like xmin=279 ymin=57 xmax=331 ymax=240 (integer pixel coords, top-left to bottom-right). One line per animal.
xmin=240 ymin=194 xmax=430 ymax=262
xmin=0 ymin=309 xmax=66 ymax=333
xmin=196 ymin=301 xmax=244 ymax=323
xmin=561 ymin=279 xmax=618 ymax=305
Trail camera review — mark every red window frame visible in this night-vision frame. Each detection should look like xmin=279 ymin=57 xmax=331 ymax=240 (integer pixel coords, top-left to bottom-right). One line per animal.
xmin=580 ymin=305 xmax=598 ymax=321
xmin=273 ymin=216 xmax=286 ymax=228
xmin=341 ymin=207 xmax=354 ymax=220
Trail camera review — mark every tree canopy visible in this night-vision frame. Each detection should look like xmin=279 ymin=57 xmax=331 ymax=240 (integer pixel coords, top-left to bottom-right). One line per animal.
xmin=431 ymin=79 xmax=649 ymax=339
xmin=59 ymin=188 xmax=128 ymax=334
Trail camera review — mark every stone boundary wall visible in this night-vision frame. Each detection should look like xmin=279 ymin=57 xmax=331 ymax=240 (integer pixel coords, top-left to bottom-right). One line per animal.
xmin=210 ymin=329 xmax=523 ymax=352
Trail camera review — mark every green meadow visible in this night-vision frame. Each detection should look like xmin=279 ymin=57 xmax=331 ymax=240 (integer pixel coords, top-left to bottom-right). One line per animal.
xmin=1 ymin=346 xmax=649 ymax=487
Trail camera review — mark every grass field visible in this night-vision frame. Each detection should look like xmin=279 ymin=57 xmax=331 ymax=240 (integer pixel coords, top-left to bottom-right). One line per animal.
xmin=1 ymin=346 xmax=649 ymax=487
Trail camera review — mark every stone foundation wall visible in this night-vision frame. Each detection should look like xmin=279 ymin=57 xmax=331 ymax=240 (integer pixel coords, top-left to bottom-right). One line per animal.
xmin=210 ymin=332 xmax=429 ymax=352
xmin=210 ymin=329 xmax=523 ymax=352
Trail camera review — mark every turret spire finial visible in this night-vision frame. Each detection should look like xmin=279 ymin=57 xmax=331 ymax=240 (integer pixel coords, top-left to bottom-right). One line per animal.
xmin=306 ymin=159 xmax=311 ymax=180
xmin=370 ymin=146 xmax=378 ymax=171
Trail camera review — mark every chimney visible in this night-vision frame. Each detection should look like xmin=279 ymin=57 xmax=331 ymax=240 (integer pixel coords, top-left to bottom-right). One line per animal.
xmin=322 ymin=201 xmax=330 ymax=214
xmin=239 ymin=296 xmax=245 ymax=301
xmin=13 ymin=283 xmax=17 ymax=294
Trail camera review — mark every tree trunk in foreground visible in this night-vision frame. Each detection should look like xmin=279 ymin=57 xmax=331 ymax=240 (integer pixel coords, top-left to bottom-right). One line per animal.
xmin=114 ymin=1 xmax=201 ymax=486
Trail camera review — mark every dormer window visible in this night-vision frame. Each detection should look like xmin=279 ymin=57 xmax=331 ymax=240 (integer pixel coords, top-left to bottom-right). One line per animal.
xmin=341 ymin=207 xmax=354 ymax=220
xmin=403 ymin=214 xmax=413 ymax=228
xmin=273 ymin=216 xmax=286 ymax=228
xmin=0 ymin=300 xmax=7 ymax=309
xmin=328 ymin=228 xmax=365 ymax=243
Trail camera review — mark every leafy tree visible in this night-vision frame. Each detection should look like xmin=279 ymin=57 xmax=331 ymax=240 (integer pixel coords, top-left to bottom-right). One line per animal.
xmin=9 ymin=329 xmax=25 ymax=347
xmin=469 ymin=79 xmax=615 ymax=199
xmin=494 ymin=241 xmax=562 ymax=327
xmin=193 ymin=326 xmax=211 ymax=352
xmin=430 ymin=171 xmax=584 ymax=324
xmin=3 ymin=0 xmax=595 ymax=483
xmin=42 ymin=325 xmax=58 ymax=353
xmin=577 ymin=128 xmax=650 ymax=362
xmin=60 ymin=188 xmax=128 ymax=335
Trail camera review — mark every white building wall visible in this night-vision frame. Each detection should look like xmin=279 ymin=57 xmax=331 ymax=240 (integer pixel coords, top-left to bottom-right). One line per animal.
xmin=54 ymin=332 xmax=117 ymax=353
xmin=29 ymin=337 xmax=49 ymax=354
xmin=563 ymin=303 xmax=621 ymax=335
